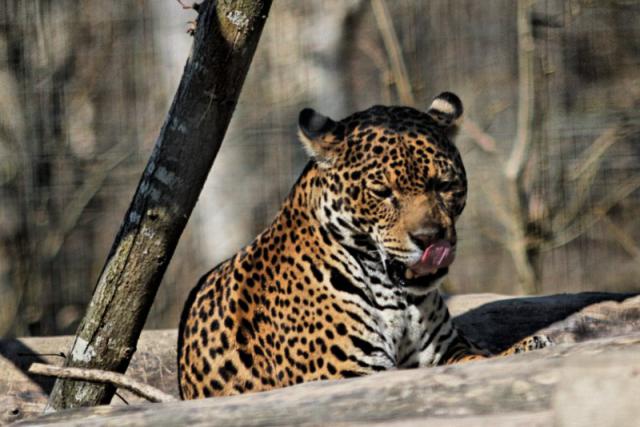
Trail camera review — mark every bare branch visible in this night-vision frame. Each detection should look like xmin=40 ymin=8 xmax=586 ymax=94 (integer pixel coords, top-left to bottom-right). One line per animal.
xmin=552 ymin=125 xmax=620 ymax=235
xmin=371 ymin=0 xmax=415 ymax=106
xmin=29 ymin=363 xmax=177 ymax=403
xmin=461 ymin=120 xmax=498 ymax=153
xmin=569 ymin=127 xmax=619 ymax=181
xmin=371 ymin=0 xmax=499 ymax=155
xmin=599 ymin=214 xmax=640 ymax=259
xmin=546 ymin=175 xmax=640 ymax=250
xmin=504 ymin=0 xmax=535 ymax=181
xmin=358 ymin=38 xmax=394 ymax=104
xmin=176 ymin=0 xmax=198 ymax=12
xmin=502 ymin=0 xmax=538 ymax=294
xmin=42 ymin=141 xmax=135 ymax=260
xmin=479 ymin=185 xmax=513 ymax=241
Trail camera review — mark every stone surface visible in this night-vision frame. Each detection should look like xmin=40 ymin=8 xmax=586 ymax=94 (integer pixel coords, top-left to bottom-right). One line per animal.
xmin=553 ymin=351 xmax=640 ymax=427
xmin=15 ymin=335 xmax=640 ymax=426
xmin=2 ymin=292 xmax=638 ymax=425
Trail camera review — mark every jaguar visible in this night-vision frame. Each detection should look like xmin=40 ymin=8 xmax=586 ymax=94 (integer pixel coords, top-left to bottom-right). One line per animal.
xmin=178 ymin=92 xmax=550 ymax=399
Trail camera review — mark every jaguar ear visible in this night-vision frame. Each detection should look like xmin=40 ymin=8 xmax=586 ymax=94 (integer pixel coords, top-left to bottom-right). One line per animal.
xmin=427 ymin=92 xmax=463 ymax=139
xmin=298 ymin=108 xmax=341 ymax=166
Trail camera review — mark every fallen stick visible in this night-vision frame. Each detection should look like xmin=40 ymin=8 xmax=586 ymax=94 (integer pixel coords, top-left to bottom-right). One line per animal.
xmin=28 ymin=363 xmax=177 ymax=403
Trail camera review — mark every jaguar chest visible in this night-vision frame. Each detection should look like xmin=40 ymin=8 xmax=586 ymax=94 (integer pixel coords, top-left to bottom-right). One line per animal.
xmin=314 ymin=255 xmax=446 ymax=369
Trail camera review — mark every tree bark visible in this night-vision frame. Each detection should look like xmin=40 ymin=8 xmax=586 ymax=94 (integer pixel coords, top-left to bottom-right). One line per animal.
xmin=45 ymin=0 xmax=272 ymax=411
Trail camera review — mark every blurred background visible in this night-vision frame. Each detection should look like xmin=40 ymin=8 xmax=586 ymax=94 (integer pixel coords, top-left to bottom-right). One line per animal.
xmin=0 ymin=0 xmax=638 ymax=337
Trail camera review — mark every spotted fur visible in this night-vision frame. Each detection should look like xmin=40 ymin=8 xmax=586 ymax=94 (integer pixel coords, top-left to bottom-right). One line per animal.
xmin=178 ymin=92 xmax=550 ymax=399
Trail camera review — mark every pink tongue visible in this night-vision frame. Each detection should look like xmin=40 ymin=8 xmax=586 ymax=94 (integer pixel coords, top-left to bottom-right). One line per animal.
xmin=411 ymin=240 xmax=454 ymax=276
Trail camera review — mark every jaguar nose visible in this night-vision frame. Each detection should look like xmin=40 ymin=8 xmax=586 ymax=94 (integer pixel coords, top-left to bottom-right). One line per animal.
xmin=409 ymin=226 xmax=446 ymax=250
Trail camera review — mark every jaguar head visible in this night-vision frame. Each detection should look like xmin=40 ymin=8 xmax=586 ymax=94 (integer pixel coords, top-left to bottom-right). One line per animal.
xmin=298 ymin=92 xmax=467 ymax=289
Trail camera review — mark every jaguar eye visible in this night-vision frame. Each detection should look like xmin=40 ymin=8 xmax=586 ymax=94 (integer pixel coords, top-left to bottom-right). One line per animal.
xmin=370 ymin=186 xmax=393 ymax=199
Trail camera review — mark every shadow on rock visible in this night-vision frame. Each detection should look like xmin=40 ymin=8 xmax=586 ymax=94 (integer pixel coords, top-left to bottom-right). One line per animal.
xmin=451 ymin=292 xmax=638 ymax=353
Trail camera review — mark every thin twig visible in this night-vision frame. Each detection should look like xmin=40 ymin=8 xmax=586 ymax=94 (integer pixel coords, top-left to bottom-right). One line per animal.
xmin=546 ymin=175 xmax=640 ymax=250
xmin=371 ymin=0 xmax=415 ymax=106
xmin=177 ymin=0 xmax=199 ymax=11
xmin=461 ymin=121 xmax=498 ymax=153
xmin=552 ymin=125 xmax=620 ymax=234
xmin=115 ymin=391 xmax=129 ymax=405
xmin=371 ymin=0 xmax=497 ymax=154
xmin=29 ymin=363 xmax=177 ymax=403
xmin=599 ymin=213 xmax=640 ymax=259
xmin=41 ymin=140 xmax=135 ymax=260
xmin=505 ymin=0 xmax=536 ymax=181
xmin=569 ymin=127 xmax=619 ymax=181
xmin=358 ymin=37 xmax=394 ymax=104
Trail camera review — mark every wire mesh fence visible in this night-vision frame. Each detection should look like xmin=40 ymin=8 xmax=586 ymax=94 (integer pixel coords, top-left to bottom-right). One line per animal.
xmin=0 ymin=0 xmax=638 ymax=336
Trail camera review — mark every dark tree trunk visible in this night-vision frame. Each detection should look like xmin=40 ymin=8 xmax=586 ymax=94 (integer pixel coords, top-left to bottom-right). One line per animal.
xmin=45 ymin=0 xmax=273 ymax=411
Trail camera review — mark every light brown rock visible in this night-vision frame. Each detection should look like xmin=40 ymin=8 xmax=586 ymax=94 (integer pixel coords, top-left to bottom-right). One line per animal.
xmin=2 ymin=292 xmax=638 ymax=425
xmin=14 ymin=335 xmax=640 ymax=426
